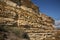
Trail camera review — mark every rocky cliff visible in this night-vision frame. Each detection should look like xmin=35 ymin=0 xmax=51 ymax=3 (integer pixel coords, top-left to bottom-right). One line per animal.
xmin=0 ymin=0 xmax=57 ymax=40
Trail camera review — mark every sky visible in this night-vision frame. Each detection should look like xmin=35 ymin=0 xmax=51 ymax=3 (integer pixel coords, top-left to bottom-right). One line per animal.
xmin=31 ymin=0 xmax=60 ymax=28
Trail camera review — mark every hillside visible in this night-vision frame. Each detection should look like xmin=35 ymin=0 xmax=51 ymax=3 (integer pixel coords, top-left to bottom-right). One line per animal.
xmin=0 ymin=0 xmax=58 ymax=40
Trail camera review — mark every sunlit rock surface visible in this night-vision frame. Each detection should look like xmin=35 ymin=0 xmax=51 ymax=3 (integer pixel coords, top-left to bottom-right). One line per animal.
xmin=0 ymin=0 xmax=57 ymax=40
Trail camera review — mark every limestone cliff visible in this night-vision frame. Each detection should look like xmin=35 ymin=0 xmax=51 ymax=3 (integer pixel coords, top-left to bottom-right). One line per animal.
xmin=0 ymin=0 xmax=56 ymax=40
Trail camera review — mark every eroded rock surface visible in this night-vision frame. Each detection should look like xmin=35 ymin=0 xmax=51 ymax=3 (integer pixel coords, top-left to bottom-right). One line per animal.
xmin=0 ymin=0 xmax=57 ymax=40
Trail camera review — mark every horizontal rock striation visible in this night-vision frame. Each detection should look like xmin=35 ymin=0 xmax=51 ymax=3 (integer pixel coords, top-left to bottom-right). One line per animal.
xmin=0 ymin=0 xmax=57 ymax=40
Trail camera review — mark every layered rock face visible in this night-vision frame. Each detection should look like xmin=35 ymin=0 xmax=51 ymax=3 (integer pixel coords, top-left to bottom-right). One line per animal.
xmin=56 ymin=30 xmax=60 ymax=40
xmin=0 ymin=0 xmax=56 ymax=40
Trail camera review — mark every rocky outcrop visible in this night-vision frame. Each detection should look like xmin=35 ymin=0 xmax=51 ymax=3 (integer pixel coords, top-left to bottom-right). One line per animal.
xmin=0 ymin=0 xmax=57 ymax=40
xmin=55 ymin=30 xmax=60 ymax=40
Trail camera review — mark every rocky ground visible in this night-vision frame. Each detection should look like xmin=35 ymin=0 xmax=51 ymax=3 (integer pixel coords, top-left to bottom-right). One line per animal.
xmin=0 ymin=0 xmax=59 ymax=40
